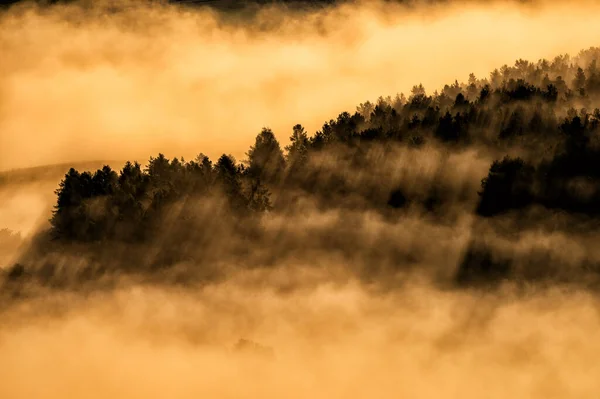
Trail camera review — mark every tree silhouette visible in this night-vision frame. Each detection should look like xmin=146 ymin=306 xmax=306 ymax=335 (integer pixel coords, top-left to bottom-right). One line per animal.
xmin=41 ymin=46 xmax=600 ymax=259
xmin=476 ymin=157 xmax=535 ymax=217
xmin=246 ymin=128 xmax=285 ymax=185
xmin=215 ymin=154 xmax=247 ymax=211
xmin=285 ymin=124 xmax=310 ymax=176
xmin=573 ymin=67 xmax=586 ymax=91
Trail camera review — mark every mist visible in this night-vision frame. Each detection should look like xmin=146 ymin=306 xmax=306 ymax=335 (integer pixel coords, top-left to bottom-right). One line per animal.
xmin=2 ymin=0 xmax=600 ymax=170
xmin=3 ymin=0 xmax=600 ymax=397
xmin=2 ymin=279 xmax=600 ymax=398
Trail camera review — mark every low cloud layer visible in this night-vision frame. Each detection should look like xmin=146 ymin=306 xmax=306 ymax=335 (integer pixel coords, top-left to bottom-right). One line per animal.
xmin=2 ymin=0 xmax=600 ymax=170
xmin=2 ymin=280 xmax=600 ymax=399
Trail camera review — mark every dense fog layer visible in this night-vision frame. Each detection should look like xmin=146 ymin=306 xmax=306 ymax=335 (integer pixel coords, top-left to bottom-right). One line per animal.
xmin=2 ymin=1 xmax=600 ymax=398
xmin=2 ymin=281 xmax=600 ymax=399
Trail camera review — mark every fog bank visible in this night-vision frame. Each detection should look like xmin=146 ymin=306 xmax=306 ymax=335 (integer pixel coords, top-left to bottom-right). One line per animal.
xmin=2 ymin=280 xmax=600 ymax=398
xmin=2 ymin=0 xmax=600 ymax=169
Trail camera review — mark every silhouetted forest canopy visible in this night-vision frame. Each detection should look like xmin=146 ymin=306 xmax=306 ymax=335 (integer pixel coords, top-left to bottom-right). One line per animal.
xmin=5 ymin=46 xmax=600 ymax=293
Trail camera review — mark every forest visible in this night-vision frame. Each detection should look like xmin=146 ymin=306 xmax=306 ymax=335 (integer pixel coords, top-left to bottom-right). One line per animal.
xmin=6 ymin=0 xmax=600 ymax=396
xmin=3 ymin=46 xmax=600 ymax=296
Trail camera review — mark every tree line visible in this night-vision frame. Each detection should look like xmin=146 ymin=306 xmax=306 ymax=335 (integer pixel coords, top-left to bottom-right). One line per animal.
xmin=3 ymin=46 xmax=600 ymax=292
xmin=49 ymin=47 xmax=600 ymax=243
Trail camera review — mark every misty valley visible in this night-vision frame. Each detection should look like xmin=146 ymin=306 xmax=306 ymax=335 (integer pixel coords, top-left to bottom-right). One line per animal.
xmin=2 ymin=1 xmax=600 ymax=398
xmin=4 ymin=46 xmax=600 ymax=292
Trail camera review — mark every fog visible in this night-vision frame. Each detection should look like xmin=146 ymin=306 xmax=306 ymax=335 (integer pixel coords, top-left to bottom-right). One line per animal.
xmin=2 ymin=280 xmax=600 ymax=398
xmin=2 ymin=0 xmax=600 ymax=397
xmin=2 ymin=0 xmax=600 ymax=170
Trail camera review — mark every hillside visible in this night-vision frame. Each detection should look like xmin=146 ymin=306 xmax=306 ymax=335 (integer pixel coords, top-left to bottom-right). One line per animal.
xmin=2 ymin=46 xmax=600 ymax=295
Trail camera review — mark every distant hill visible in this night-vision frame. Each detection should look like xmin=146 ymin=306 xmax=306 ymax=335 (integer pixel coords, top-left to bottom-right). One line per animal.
xmin=0 ymin=161 xmax=122 ymax=186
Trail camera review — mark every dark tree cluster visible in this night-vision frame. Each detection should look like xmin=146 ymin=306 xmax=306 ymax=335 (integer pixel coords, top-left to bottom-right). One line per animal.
xmin=50 ymin=131 xmax=281 ymax=242
xmin=476 ymin=108 xmax=600 ymax=218
xmin=50 ymin=47 xmax=600 ymax=243
xmin=1 ymin=46 xmax=596 ymax=292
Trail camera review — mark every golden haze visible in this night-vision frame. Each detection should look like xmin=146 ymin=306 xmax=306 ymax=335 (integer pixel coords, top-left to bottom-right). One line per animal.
xmin=2 ymin=2 xmax=600 ymax=398
xmin=1 ymin=0 xmax=600 ymax=170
